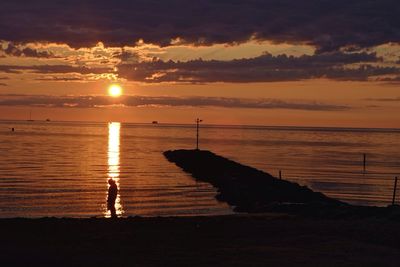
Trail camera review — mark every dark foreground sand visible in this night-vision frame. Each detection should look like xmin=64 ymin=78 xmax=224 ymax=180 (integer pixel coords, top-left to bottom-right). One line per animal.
xmin=1 ymin=214 xmax=400 ymax=267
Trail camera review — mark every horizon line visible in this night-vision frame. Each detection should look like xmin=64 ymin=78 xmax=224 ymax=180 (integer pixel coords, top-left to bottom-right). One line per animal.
xmin=1 ymin=118 xmax=399 ymax=132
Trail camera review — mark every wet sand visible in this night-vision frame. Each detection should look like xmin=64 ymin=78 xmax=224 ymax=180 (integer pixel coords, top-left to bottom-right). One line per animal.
xmin=1 ymin=214 xmax=400 ymax=267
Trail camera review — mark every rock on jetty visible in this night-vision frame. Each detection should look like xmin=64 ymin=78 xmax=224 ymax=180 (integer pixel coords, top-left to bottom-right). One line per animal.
xmin=164 ymin=149 xmax=344 ymax=212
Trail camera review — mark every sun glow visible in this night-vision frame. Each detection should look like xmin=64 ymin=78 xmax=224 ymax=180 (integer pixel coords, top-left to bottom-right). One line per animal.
xmin=106 ymin=122 xmax=123 ymax=217
xmin=108 ymin=84 xmax=123 ymax=97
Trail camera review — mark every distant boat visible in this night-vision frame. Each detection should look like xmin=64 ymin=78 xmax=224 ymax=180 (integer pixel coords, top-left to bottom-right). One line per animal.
xmin=46 ymin=118 xmax=51 ymax=122
xmin=152 ymin=121 xmax=158 ymax=124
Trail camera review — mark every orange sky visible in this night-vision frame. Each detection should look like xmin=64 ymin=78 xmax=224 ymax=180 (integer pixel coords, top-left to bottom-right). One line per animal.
xmin=1 ymin=15 xmax=400 ymax=128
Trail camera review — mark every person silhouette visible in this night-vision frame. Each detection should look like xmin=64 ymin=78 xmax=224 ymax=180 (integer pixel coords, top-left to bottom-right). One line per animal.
xmin=107 ymin=179 xmax=118 ymax=218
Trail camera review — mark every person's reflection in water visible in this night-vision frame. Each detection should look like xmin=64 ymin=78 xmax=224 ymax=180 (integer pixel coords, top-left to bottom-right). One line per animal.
xmin=107 ymin=179 xmax=118 ymax=218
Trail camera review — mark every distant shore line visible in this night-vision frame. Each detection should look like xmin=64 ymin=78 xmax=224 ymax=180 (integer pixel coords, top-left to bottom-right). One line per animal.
xmin=1 ymin=119 xmax=400 ymax=132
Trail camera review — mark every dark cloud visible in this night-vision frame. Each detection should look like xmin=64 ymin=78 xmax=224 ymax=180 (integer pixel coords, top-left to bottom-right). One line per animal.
xmin=117 ymin=51 xmax=395 ymax=83
xmin=0 ymin=77 xmax=9 ymax=80
xmin=0 ymin=83 xmax=7 ymax=86
xmin=0 ymin=0 xmax=399 ymax=51
xmin=366 ymin=97 xmax=400 ymax=102
xmin=123 ymin=96 xmax=350 ymax=111
xmin=0 ymin=51 xmax=395 ymax=83
xmin=0 ymin=65 xmax=113 ymax=74
xmin=374 ymin=76 xmax=400 ymax=83
xmin=115 ymin=50 xmax=140 ymax=63
xmin=0 ymin=43 xmax=54 ymax=58
xmin=0 ymin=94 xmax=350 ymax=111
xmin=35 ymin=77 xmax=86 ymax=81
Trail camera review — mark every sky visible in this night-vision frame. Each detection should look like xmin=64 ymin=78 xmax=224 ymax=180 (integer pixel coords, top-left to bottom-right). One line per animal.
xmin=0 ymin=0 xmax=399 ymax=127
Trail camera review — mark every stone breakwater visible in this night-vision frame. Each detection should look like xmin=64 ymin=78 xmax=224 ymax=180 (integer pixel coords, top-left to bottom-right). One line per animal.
xmin=164 ymin=149 xmax=344 ymax=212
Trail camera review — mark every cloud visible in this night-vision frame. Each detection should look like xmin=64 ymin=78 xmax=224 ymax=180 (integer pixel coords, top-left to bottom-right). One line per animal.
xmin=0 ymin=65 xmax=113 ymax=75
xmin=366 ymin=97 xmax=400 ymax=102
xmin=0 ymin=94 xmax=350 ymax=111
xmin=0 ymin=51 xmax=396 ymax=83
xmin=117 ymin=51 xmax=394 ymax=83
xmin=0 ymin=43 xmax=54 ymax=58
xmin=0 ymin=83 xmax=7 ymax=86
xmin=114 ymin=50 xmax=140 ymax=63
xmin=34 ymin=77 xmax=86 ymax=81
xmin=0 ymin=0 xmax=399 ymax=52
xmin=374 ymin=76 xmax=400 ymax=83
xmin=123 ymin=96 xmax=350 ymax=111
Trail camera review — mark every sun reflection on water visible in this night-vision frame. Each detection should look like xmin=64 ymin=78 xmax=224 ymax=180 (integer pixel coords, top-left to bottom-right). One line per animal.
xmin=105 ymin=122 xmax=124 ymax=217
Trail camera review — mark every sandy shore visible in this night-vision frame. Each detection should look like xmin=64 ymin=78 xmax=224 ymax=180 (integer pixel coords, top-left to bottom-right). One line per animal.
xmin=1 ymin=214 xmax=400 ymax=267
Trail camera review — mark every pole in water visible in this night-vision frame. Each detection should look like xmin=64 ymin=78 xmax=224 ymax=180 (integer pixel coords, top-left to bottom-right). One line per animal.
xmin=279 ymin=170 xmax=282 ymax=180
xmin=195 ymin=118 xmax=202 ymax=150
xmin=363 ymin=153 xmax=366 ymax=172
xmin=392 ymin=176 xmax=398 ymax=206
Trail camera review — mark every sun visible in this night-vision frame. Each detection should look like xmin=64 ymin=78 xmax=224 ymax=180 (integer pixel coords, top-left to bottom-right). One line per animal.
xmin=108 ymin=84 xmax=123 ymax=97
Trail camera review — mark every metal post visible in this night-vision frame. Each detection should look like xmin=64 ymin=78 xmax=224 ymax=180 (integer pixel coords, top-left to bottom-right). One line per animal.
xmin=195 ymin=118 xmax=202 ymax=150
xmin=392 ymin=177 xmax=398 ymax=206
xmin=196 ymin=119 xmax=199 ymax=150
xmin=279 ymin=170 xmax=282 ymax=180
xmin=363 ymin=153 xmax=366 ymax=172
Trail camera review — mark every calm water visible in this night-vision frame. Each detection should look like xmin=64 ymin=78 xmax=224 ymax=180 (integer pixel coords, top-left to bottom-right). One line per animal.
xmin=0 ymin=121 xmax=399 ymax=218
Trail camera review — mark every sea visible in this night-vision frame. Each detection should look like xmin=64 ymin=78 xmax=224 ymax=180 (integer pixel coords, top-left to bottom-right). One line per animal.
xmin=0 ymin=120 xmax=399 ymax=218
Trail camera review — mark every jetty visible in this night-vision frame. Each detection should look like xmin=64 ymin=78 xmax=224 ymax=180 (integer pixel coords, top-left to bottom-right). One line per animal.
xmin=164 ymin=149 xmax=344 ymax=212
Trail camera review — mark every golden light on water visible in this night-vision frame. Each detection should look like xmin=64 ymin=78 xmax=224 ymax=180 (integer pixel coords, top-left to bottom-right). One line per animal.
xmin=108 ymin=84 xmax=123 ymax=97
xmin=106 ymin=122 xmax=123 ymax=217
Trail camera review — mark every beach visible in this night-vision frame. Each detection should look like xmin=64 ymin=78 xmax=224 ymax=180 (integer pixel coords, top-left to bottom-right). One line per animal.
xmin=1 ymin=123 xmax=400 ymax=266
xmin=1 ymin=214 xmax=400 ymax=267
